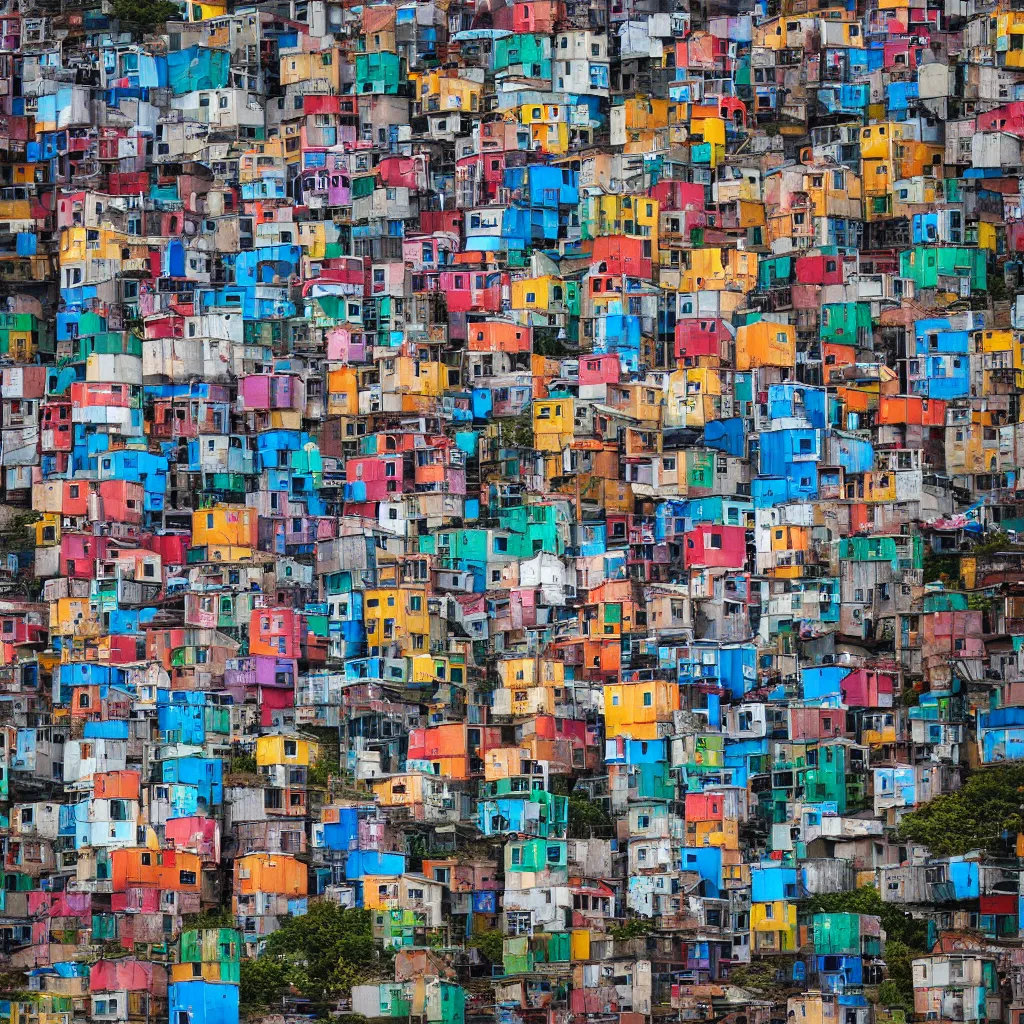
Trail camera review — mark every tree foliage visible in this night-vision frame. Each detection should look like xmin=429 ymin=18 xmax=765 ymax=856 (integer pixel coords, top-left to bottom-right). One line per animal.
xmin=876 ymin=980 xmax=908 ymax=1010
xmin=567 ymin=793 xmax=613 ymax=838
xmin=308 ymin=753 xmax=337 ymax=788
xmin=0 ymin=969 xmax=44 ymax=1002
xmin=500 ymin=413 xmax=534 ymax=449
xmin=467 ymin=929 xmax=504 ymax=963
xmin=229 ymin=753 xmax=257 ymax=774
xmin=608 ymin=918 xmax=653 ymax=940
xmin=184 ymin=905 xmax=234 ymax=931
xmin=240 ymin=902 xmax=391 ymax=1014
xmin=533 ymin=329 xmax=571 ymax=359
xmin=110 ymin=0 xmax=179 ymax=30
xmin=881 ymin=940 xmax=918 ymax=1006
xmin=922 ymin=553 xmax=961 ymax=586
xmin=897 ymin=762 xmax=1024 ymax=857
xmin=727 ymin=957 xmax=796 ymax=995
xmin=240 ymin=955 xmax=292 ymax=1009
xmin=971 ymin=530 xmax=1022 ymax=556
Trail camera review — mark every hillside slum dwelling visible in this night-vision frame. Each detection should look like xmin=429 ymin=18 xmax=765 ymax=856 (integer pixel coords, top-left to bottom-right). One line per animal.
xmin=0 ymin=1 xmax=1023 ymax=1024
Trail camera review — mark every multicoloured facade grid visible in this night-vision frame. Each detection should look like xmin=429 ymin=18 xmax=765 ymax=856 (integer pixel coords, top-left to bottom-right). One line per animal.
xmin=6 ymin=0 xmax=1024 ymax=1023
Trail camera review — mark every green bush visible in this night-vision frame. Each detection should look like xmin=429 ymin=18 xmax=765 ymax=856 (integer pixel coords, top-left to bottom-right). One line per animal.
xmin=110 ymin=0 xmax=179 ymax=30
xmin=877 ymin=980 xmax=908 ymax=1009
xmin=467 ymin=930 xmax=505 ymax=963
xmin=567 ymin=793 xmax=613 ymax=838
xmin=608 ymin=918 xmax=653 ymax=940
xmin=898 ymin=762 xmax=1024 ymax=857
xmin=240 ymin=902 xmax=391 ymax=1013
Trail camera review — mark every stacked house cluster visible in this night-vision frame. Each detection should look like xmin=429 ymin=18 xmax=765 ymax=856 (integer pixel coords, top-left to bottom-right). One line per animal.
xmin=3 ymin=0 xmax=1024 ymax=1022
